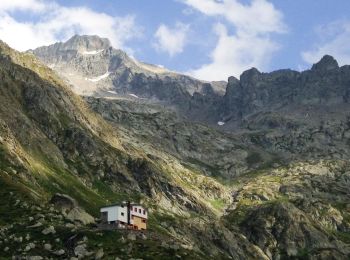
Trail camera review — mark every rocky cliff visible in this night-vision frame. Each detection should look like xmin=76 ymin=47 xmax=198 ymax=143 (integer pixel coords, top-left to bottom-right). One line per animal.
xmin=220 ymin=55 xmax=350 ymax=124
xmin=31 ymin=35 xmax=225 ymax=124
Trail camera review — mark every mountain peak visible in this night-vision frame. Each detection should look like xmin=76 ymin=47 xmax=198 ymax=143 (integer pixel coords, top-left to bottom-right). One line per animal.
xmin=240 ymin=67 xmax=261 ymax=84
xmin=63 ymin=35 xmax=111 ymax=52
xmin=311 ymin=55 xmax=339 ymax=72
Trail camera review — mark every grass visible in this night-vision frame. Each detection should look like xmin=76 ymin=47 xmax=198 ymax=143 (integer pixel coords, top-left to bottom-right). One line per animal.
xmin=335 ymin=231 xmax=350 ymax=244
xmin=0 ymin=174 xmax=37 ymax=226
xmin=210 ymin=199 xmax=227 ymax=211
xmin=185 ymin=157 xmax=223 ymax=179
xmin=246 ymin=151 xmax=263 ymax=166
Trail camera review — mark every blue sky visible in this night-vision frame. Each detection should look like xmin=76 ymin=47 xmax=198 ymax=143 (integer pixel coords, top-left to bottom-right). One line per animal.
xmin=0 ymin=0 xmax=350 ymax=81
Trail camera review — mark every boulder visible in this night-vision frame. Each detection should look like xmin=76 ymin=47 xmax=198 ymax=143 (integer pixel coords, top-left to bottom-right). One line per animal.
xmin=44 ymin=243 xmax=52 ymax=251
xmin=95 ymin=248 xmax=104 ymax=259
xmin=66 ymin=207 xmax=95 ymax=225
xmin=127 ymin=233 xmax=136 ymax=241
xmin=28 ymin=257 xmax=43 ymax=260
xmin=25 ymin=243 xmax=36 ymax=251
xmin=74 ymin=244 xmax=89 ymax=257
xmin=50 ymin=193 xmax=78 ymax=212
xmin=53 ymin=249 xmax=65 ymax=256
xmin=27 ymin=222 xmax=43 ymax=228
xmin=42 ymin=226 xmax=56 ymax=235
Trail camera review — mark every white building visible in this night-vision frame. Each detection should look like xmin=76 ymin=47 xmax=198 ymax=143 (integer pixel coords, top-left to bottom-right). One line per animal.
xmin=100 ymin=202 xmax=148 ymax=230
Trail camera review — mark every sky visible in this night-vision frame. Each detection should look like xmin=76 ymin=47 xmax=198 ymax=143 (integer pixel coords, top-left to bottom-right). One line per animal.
xmin=0 ymin=0 xmax=350 ymax=81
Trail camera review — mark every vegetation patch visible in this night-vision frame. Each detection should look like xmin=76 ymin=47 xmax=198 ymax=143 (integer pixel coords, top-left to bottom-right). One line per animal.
xmin=246 ymin=151 xmax=263 ymax=166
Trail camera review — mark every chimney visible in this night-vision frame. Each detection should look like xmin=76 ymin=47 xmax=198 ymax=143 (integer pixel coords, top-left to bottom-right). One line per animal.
xmin=127 ymin=201 xmax=131 ymax=226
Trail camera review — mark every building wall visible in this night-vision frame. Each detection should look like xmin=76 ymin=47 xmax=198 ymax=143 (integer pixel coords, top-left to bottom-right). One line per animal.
xmin=130 ymin=205 xmax=148 ymax=219
xmin=133 ymin=216 xmax=147 ymax=230
xmin=100 ymin=206 xmax=128 ymax=223
xmin=119 ymin=206 xmax=128 ymax=223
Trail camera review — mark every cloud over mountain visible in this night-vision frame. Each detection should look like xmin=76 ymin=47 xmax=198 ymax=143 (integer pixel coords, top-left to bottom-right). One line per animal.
xmin=182 ymin=0 xmax=286 ymax=80
xmin=0 ymin=0 xmax=140 ymax=51
xmin=154 ymin=22 xmax=190 ymax=57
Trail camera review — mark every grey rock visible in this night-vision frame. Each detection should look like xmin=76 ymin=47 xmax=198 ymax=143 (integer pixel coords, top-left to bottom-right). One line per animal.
xmin=65 ymin=223 xmax=76 ymax=229
xmin=25 ymin=243 xmax=36 ymax=251
xmin=66 ymin=207 xmax=95 ymax=225
xmin=74 ymin=244 xmax=93 ymax=257
xmin=28 ymin=256 xmax=43 ymax=260
xmin=50 ymin=193 xmax=78 ymax=212
xmin=95 ymin=248 xmax=104 ymax=259
xmin=42 ymin=226 xmax=56 ymax=235
xmin=52 ymin=249 xmax=65 ymax=256
xmin=127 ymin=233 xmax=136 ymax=241
xmin=44 ymin=243 xmax=52 ymax=251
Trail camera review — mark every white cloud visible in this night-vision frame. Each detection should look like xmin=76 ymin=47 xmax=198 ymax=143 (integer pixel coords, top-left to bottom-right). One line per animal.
xmin=183 ymin=0 xmax=285 ymax=35
xmin=0 ymin=0 xmax=46 ymax=12
xmin=189 ymin=23 xmax=279 ymax=81
xmin=181 ymin=0 xmax=286 ymax=81
xmin=154 ymin=22 xmax=189 ymax=57
xmin=302 ymin=20 xmax=350 ymax=65
xmin=0 ymin=0 xmax=140 ymax=52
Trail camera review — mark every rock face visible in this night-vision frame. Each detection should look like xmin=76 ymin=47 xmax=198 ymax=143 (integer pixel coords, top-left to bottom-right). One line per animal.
xmin=32 ymin=36 xmax=350 ymax=129
xmin=220 ymin=55 xmax=350 ymax=124
xmin=224 ymin=160 xmax=350 ymax=259
xmin=31 ymin=35 xmax=225 ymax=122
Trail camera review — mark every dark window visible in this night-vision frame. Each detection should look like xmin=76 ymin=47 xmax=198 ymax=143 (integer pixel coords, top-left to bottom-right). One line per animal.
xmin=143 ymin=210 xmax=146 ymax=215
xmin=139 ymin=209 xmax=141 ymax=213
xmin=101 ymin=212 xmax=108 ymax=223
xmin=121 ymin=212 xmax=124 ymax=216
xmin=142 ymin=219 xmax=146 ymax=223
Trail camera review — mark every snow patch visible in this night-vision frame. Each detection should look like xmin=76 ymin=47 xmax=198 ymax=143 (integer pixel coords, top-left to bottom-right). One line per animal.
xmin=82 ymin=49 xmax=104 ymax=55
xmin=85 ymin=72 xmax=110 ymax=82
xmin=217 ymin=121 xmax=225 ymax=126
xmin=128 ymin=93 xmax=139 ymax=98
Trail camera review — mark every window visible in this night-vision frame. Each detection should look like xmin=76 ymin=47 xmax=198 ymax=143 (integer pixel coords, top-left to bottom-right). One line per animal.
xmin=139 ymin=209 xmax=141 ymax=213
xmin=134 ymin=208 xmax=137 ymax=212
xmin=121 ymin=212 xmax=124 ymax=216
xmin=143 ymin=210 xmax=146 ymax=215
xmin=142 ymin=219 xmax=146 ymax=223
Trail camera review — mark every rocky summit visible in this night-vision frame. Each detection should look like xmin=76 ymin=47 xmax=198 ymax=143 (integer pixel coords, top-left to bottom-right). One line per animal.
xmin=0 ymin=35 xmax=349 ymax=260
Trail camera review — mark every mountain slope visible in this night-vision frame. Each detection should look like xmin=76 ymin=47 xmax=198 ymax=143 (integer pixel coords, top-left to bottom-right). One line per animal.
xmin=31 ymin=35 xmax=227 ymax=125
xmin=0 ymin=40 xmax=245 ymax=259
xmin=0 ymin=37 xmax=349 ymax=259
xmin=31 ymin=35 xmax=225 ymax=117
